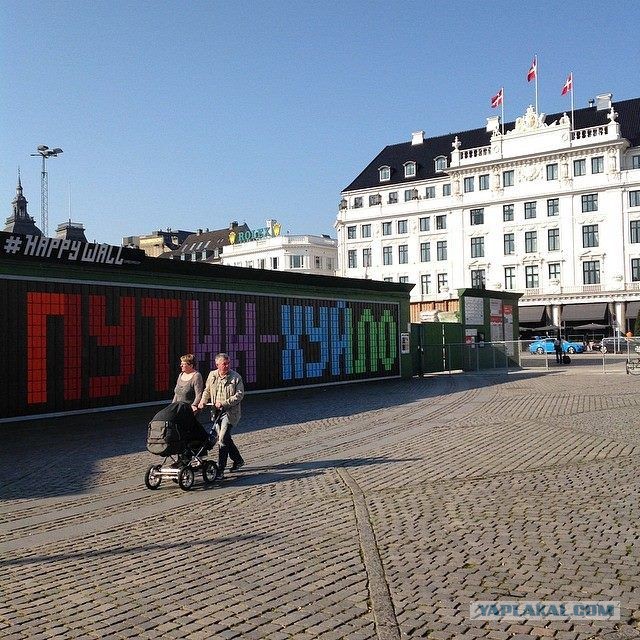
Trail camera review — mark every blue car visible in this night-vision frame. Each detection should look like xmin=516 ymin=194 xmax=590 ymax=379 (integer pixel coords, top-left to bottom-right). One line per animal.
xmin=528 ymin=338 xmax=585 ymax=355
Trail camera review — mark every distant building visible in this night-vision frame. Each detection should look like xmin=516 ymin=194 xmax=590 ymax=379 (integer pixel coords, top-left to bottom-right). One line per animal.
xmin=336 ymin=94 xmax=640 ymax=333
xmin=163 ymin=221 xmax=250 ymax=263
xmin=220 ymin=219 xmax=338 ymax=275
xmin=4 ymin=174 xmax=42 ymax=236
xmin=122 ymin=228 xmax=193 ymax=257
xmin=55 ymin=220 xmax=88 ymax=243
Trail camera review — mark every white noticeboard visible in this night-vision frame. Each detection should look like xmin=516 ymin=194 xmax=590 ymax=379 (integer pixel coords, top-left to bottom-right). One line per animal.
xmin=400 ymin=333 xmax=410 ymax=354
xmin=464 ymin=296 xmax=484 ymax=325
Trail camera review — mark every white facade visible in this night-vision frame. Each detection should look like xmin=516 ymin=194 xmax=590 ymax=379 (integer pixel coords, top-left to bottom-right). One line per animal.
xmin=221 ymin=231 xmax=338 ymax=275
xmin=336 ymin=97 xmax=640 ymax=332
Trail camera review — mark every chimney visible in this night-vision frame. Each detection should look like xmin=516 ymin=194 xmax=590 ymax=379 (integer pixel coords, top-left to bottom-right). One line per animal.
xmin=411 ymin=130 xmax=425 ymax=146
xmin=197 ymin=228 xmax=203 ymax=235
xmin=595 ymin=93 xmax=612 ymax=111
xmin=229 ymin=220 xmax=238 ymax=229
xmin=486 ymin=116 xmax=500 ymax=133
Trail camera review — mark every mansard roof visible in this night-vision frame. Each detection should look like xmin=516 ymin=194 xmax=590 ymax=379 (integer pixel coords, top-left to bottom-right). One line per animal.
xmin=343 ymin=97 xmax=640 ymax=193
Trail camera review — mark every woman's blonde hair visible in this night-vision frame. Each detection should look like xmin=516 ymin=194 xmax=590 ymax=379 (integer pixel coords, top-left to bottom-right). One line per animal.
xmin=180 ymin=354 xmax=197 ymax=367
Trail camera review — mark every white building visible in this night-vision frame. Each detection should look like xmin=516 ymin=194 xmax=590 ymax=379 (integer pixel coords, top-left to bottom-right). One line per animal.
xmin=221 ymin=219 xmax=338 ymax=275
xmin=336 ymin=94 xmax=640 ymax=333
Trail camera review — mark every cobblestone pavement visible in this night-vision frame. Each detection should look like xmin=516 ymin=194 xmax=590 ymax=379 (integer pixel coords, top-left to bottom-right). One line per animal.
xmin=1 ymin=366 xmax=639 ymax=640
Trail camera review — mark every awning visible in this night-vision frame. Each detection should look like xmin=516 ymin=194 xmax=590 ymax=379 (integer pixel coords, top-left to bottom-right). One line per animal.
xmin=518 ymin=305 xmax=545 ymax=323
xmin=562 ymin=303 xmax=607 ymax=322
xmin=627 ymin=301 xmax=640 ymax=318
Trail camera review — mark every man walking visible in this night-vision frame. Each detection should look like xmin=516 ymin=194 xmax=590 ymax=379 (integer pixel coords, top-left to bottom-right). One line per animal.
xmin=198 ymin=353 xmax=245 ymax=479
xmin=553 ymin=337 xmax=563 ymax=364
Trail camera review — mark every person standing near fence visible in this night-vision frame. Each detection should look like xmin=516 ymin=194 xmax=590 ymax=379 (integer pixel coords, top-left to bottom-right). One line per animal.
xmin=554 ymin=337 xmax=563 ymax=364
xmin=198 ymin=353 xmax=245 ymax=480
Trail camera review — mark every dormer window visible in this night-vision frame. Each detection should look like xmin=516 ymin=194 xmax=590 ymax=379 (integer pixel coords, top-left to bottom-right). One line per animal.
xmin=379 ymin=166 xmax=391 ymax=182
xmin=435 ymin=156 xmax=447 ymax=172
xmin=339 ymin=198 xmax=347 ymax=210
xmin=404 ymin=161 xmax=417 ymax=178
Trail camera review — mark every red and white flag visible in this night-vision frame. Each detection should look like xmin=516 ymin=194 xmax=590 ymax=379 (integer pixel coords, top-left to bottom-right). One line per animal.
xmin=527 ymin=56 xmax=537 ymax=82
xmin=561 ymin=72 xmax=573 ymax=95
xmin=490 ymin=88 xmax=503 ymax=108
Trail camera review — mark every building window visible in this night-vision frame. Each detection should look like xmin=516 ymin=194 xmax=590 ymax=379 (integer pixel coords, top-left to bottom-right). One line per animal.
xmin=346 ymin=251 xmax=356 ymax=269
xmin=419 ymin=217 xmax=430 ymax=232
xmin=504 ymin=267 xmax=515 ymax=290
xmin=470 ymin=237 xmax=484 ymax=258
xmin=435 ymin=215 xmax=447 ymax=230
xmin=353 ymin=197 xmax=363 ymax=208
xmin=326 ymin=258 xmax=334 ymax=271
xmin=463 ymin=176 xmax=474 ymax=193
xmin=420 ymin=242 xmax=430 ymax=262
xmin=347 ymin=225 xmax=356 ymax=239
xmin=404 ymin=161 xmax=416 ymax=178
xmin=314 ymin=256 xmax=322 ymax=269
xmin=379 ymin=166 xmax=391 ymax=182
xmin=574 ymin=159 xmax=586 ymax=176
xmin=369 ymin=194 xmax=381 ymax=206
xmin=421 ymin=274 xmax=431 ymax=294
xmin=383 ymin=277 xmax=393 ymax=282
xmin=382 ymin=246 xmax=392 ymax=265
xmin=425 ymin=186 xmax=435 ymax=199
xmin=382 ymin=221 xmax=392 ymax=236
xmin=546 ymin=163 xmax=558 ymax=180
xmin=258 ymin=258 xmax=266 ymax=269
xmin=470 ymin=208 xmax=484 ymax=225
xmin=632 ymin=258 xmax=640 ymax=281
xmin=591 ymin=156 xmax=604 ymax=174
xmin=271 ymin=257 xmax=278 ymax=269
xmin=437 ymin=273 xmax=448 ymax=292
xmin=290 ymin=255 xmax=304 ymax=269
xmin=525 ymin=231 xmax=537 ymax=253
xmin=503 ymin=170 xmax=514 ymax=187
xmin=362 ymin=248 xmax=371 ymax=267
xmin=524 ymin=201 xmax=537 ymax=219
xmin=442 ymin=183 xmax=451 ymax=196
xmin=548 ymin=262 xmax=560 ymax=280
xmin=629 ymin=191 xmax=640 ymax=207
xmin=548 ymin=228 xmax=560 ymax=251
xmin=388 ymin=191 xmax=398 ymax=204
xmin=471 ymin=269 xmax=486 ymax=289
xmin=503 ymin=204 xmax=514 ymax=221
xmin=398 ymin=244 xmax=409 ymax=264
xmin=631 ymin=220 xmax=640 ymax=243
xmin=399 ymin=276 xmax=409 ymax=284
xmin=582 ymin=193 xmax=598 ymax=212
xmin=436 ymin=240 xmax=447 ymax=261
xmin=525 ymin=265 xmax=539 ymax=289
xmin=361 ymin=224 xmax=371 ymax=238
xmin=479 ymin=174 xmax=490 ymax=190
xmin=583 ymin=260 xmax=601 ymax=284
xmin=397 ymin=219 xmax=408 ymax=234
xmin=582 ymin=224 xmax=599 ymax=248
xmin=435 ymin=156 xmax=447 ymax=172
xmin=547 ymin=198 xmax=559 ymax=216
xmin=633 ymin=155 xmax=640 ymax=169
xmin=504 ymin=233 xmax=515 ymax=255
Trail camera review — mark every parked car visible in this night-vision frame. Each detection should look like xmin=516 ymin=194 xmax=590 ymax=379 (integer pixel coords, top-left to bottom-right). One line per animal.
xmin=528 ymin=338 xmax=585 ymax=355
xmin=597 ymin=337 xmax=640 ymax=354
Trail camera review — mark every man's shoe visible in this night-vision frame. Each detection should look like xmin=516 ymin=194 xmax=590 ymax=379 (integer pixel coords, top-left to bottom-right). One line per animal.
xmin=230 ymin=460 xmax=245 ymax=472
xmin=214 ymin=472 xmax=224 ymax=481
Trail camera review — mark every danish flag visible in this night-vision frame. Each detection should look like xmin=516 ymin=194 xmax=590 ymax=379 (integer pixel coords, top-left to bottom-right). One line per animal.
xmin=527 ymin=56 xmax=537 ymax=82
xmin=490 ymin=88 xmax=504 ymax=108
xmin=561 ymin=72 xmax=573 ymax=96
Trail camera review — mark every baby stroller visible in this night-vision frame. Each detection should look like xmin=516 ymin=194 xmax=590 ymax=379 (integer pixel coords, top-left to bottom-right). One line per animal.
xmin=144 ymin=402 xmax=223 ymax=491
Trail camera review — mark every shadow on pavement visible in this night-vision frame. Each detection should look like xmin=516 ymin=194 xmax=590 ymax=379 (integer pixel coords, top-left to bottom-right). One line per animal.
xmin=0 ymin=372 xmax=545 ymax=500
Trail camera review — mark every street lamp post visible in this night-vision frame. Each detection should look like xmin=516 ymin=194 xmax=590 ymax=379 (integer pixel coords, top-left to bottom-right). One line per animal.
xmin=31 ymin=145 xmax=63 ymax=236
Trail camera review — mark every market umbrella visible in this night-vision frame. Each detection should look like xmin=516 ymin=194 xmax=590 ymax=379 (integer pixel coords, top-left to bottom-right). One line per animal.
xmin=533 ymin=325 xmax=560 ymax=332
xmin=574 ymin=323 xmax=608 ymax=330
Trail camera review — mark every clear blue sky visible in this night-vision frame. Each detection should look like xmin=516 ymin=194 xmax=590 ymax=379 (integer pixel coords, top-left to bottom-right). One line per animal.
xmin=1 ymin=0 xmax=638 ymax=245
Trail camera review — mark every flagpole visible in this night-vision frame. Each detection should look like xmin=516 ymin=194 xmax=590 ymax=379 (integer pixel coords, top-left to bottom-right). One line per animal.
xmin=571 ymin=73 xmax=574 ymax=131
xmin=501 ymin=90 xmax=504 ymax=134
xmin=535 ymin=54 xmax=539 ymax=114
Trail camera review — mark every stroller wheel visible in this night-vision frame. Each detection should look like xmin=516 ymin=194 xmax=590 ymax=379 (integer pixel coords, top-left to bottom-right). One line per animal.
xmin=145 ymin=464 xmax=162 ymax=490
xmin=202 ymin=460 xmax=218 ymax=484
xmin=178 ymin=466 xmax=195 ymax=491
